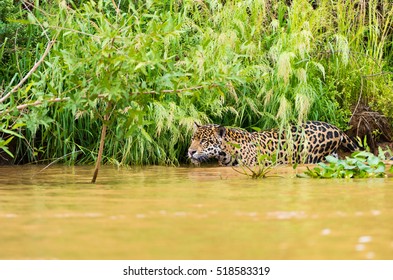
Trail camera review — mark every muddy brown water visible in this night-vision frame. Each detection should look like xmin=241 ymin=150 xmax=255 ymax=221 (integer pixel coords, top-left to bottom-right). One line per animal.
xmin=0 ymin=165 xmax=392 ymax=260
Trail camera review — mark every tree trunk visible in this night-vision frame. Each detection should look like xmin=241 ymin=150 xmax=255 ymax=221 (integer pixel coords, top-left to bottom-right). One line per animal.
xmin=91 ymin=114 xmax=109 ymax=183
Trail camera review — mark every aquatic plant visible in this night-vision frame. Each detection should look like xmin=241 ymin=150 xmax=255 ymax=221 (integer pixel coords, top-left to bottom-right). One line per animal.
xmin=300 ymin=150 xmax=393 ymax=179
xmin=233 ymin=153 xmax=278 ymax=179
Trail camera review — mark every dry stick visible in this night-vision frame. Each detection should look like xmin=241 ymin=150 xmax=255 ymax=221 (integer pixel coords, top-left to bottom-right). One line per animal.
xmin=91 ymin=113 xmax=110 ymax=184
xmin=0 ymin=97 xmax=70 ymax=114
xmin=16 ymin=97 xmax=70 ymax=110
xmin=0 ymin=40 xmax=55 ymax=103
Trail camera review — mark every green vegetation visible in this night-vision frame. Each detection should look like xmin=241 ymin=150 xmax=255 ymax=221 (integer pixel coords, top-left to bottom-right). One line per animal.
xmin=1 ymin=0 xmax=392 ymax=171
xmin=233 ymin=153 xmax=278 ymax=179
xmin=300 ymin=149 xmax=393 ymax=179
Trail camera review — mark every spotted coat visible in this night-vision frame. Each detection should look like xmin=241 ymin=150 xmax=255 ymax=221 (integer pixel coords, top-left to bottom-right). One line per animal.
xmin=188 ymin=121 xmax=358 ymax=166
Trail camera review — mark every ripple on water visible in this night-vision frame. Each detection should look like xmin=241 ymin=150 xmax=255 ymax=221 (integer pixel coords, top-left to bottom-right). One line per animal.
xmin=355 ymin=244 xmax=365 ymax=251
xmin=366 ymin=252 xmax=375 ymax=259
xmin=53 ymin=212 xmax=102 ymax=218
xmin=266 ymin=211 xmax=307 ymax=220
xmin=358 ymin=236 xmax=372 ymax=243
xmin=173 ymin=211 xmax=187 ymax=217
xmin=355 ymin=235 xmax=374 ymax=259
xmin=321 ymin=228 xmax=331 ymax=236
xmin=1 ymin=213 xmax=18 ymax=218
xmin=109 ymin=215 xmax=125 ymax=220
xmin=371 ymin=210 xmax=381 ymax=216
xmin=235 ymin=211 xmax=258 ymax=217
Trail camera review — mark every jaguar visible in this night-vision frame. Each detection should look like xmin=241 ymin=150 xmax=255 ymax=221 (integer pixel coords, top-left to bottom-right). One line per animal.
xmin=188 ymin=121 xmax=358 ymax=166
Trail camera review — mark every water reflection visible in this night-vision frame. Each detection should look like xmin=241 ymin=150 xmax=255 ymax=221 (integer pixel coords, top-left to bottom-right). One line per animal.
xmin=0 ymin=165 xmax=393 ymax=259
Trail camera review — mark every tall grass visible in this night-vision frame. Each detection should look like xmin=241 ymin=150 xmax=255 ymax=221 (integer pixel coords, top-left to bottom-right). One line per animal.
xmin=0 ymin=0 xmax=392 ymax=165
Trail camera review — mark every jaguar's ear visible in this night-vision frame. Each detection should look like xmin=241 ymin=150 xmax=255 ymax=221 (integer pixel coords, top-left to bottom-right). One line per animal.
xmin=194 ymin=122 xmax=201 ymax=129
xmin=217 ymin=126 xmax=226 ymax=138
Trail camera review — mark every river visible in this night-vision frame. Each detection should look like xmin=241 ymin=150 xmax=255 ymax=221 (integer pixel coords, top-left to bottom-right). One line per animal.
xmin=0 ymin=165 xmax=392 ymax=259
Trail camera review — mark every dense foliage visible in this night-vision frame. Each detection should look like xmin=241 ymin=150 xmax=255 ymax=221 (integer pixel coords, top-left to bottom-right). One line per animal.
xmin=0 ymin=0 xmax=392 ymax=166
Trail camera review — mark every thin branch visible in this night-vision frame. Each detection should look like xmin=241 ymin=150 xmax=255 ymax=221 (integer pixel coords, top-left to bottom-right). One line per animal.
xmin=362 ymin=71 xmax=393 ymax=78
xmin=0 ymin=40 xmax=56 ymax=103
xmin=21 ymin=1 xmax=50 ymax=41
xmin=16 ymin=97 xmax=70 ymax=111
xmin=30 ymin=150 xmax=82 ymax=178
xmin=137 ymin=84 xmax=218 ymax=95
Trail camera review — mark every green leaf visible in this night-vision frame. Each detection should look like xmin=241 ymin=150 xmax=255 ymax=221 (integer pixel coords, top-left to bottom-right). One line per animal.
xmin=374 ymin=162 xmax=386 ymax=174
xmin=0 ymin=146 xmax=14 ymax=158
xmin=3 ymin=136 xmax=14 ymax=146
xmin=345 ymin=170 xmax=354 ymax=178
xmin=12 ymin=123 xmax=26 ymax=130
xmin=0 ymin=137 xmax=14 ymax=158
xmin=292 ymin=163 xmax=298 ymax=170
xmin=296 ymin=173 xmax=310 ymax=178
xmin=354 ymin=151 xmax=373 ymax=160
xmin=342 ymin=161 xmax=356 ymax=170
xmin=27 ymin=13 xmax=36 ymax=24
xmin=326 ymin=155 xmax=338 ymax=163
xmin=345 ymin=157 xmax=358 ymax=165
xmin=0 ymin=128 xmax=23 ymax=138
xmin=140 ymin=127 xmax=153 ymax=143
xmin=378 ymin=147 xmax=386 ymax=160
xmin=367 ymin=154 xmax=380 ymax=166
xmin=228 ymin=142 xmax=241 ymax=149
xmin=356 ymin=161 xmax=373 ymax=173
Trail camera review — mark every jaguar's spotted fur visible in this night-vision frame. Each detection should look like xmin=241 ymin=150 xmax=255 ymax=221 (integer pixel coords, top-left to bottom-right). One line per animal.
xmin=188 ymin=121 xmax=358 ymax=166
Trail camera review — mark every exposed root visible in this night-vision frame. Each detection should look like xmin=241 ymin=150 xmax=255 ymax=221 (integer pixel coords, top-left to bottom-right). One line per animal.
xmin=346 ymin=104 xmax=393 ymax=154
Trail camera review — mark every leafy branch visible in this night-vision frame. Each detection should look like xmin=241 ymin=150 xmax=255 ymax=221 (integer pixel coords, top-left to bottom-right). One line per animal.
xmin=0 ymin=40 xmax=55 ymax=103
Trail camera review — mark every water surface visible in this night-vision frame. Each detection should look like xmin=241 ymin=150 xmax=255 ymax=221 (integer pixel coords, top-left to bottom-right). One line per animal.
xmin=0 ymin=165 xmax=392 ymax=259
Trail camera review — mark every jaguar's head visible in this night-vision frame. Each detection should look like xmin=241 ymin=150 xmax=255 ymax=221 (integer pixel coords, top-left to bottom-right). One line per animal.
xmin=188 ymin=123 xmax=227 ymax=165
